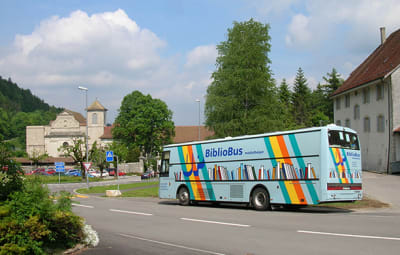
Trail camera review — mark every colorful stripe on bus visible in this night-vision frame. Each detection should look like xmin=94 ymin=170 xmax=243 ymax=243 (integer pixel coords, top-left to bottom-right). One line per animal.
xmin=176 ymin=134 xmax=320 ymax=204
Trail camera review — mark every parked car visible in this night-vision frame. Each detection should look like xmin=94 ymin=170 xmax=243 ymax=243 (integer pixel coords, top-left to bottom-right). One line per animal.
xmin=109 ymin=170 xmax=126 ymax=176
xmin=65 ymin=169 xmax=81 ymax=177
xmin=46 ymin=168 xmax=56 ymax=175
xmin=87 ymin=170 xmax=100 ymax=177
xmin=141 ymin=170 xmax=155 ymax=180
xmin=99 ymin=170 xmax=109 ymax=177
xmin=26 ymin=168 xmax=45 ymax=175
xmin=34 ymin=171 xmax=52 ymax=176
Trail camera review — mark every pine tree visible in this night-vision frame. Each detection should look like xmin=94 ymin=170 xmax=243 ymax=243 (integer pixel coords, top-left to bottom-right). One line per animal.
xmin=278 ymin=79 xmax=294 ymax=129
xmin=292 ymin=68 xmax=312 ymax=127
xmin=322 ymin=68 xmax=344 ymax=120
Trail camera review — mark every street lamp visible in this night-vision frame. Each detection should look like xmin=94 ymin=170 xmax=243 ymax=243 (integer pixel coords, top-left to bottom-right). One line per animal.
xmin=78 ymin=86 xmax=89 ymax=188
xmin=195 ymin=99 xmax=200 ymax=140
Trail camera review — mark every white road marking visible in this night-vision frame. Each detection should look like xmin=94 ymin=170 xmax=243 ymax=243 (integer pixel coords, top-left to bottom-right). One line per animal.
xmin=181 ymin=217 xmax=250 ymax=227
xmin=119 ymin=233 xmax=225 ymax=255
xmin=298 ymin=230 xmax=400 ymax=241
xmin=109 ymin=209 xmax=153 ymax=216
xmin=72 ymin=203 xmax=94 ymax=208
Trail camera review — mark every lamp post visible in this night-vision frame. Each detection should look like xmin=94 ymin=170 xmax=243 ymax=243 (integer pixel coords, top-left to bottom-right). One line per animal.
xmin=78 ymin=86 xmax=89 ymax=188
xmin=195 ymin=99 xmax=200 ymax=140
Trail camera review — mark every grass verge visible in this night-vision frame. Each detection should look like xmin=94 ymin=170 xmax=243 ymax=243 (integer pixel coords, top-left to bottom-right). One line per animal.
xmin=121 ymin=186 xmax=159 ymax=197
xmin=76 ymin=181 xmax=159 ymax=194
xmin=315 ymin=196 xmax=390 ymax=209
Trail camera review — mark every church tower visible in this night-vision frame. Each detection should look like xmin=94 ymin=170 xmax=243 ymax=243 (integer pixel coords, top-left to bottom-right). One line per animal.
xmin=87 ymin=99 xmax=107 ymax=146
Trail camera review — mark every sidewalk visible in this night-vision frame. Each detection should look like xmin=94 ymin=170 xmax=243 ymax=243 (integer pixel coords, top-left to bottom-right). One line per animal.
xmin=362 ymin=171 xmax=400 ymax=211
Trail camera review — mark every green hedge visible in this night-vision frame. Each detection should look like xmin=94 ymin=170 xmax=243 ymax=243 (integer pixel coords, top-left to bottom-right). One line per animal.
xmin=0 ymin=180 xmax=84 ymax=254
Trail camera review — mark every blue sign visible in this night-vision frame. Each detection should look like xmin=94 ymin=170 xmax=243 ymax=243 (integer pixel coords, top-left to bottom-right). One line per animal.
xmin=55 ymin=162 xmax=65 ymax=173
xmin=106 ymin=151 xmax=114 ymax=162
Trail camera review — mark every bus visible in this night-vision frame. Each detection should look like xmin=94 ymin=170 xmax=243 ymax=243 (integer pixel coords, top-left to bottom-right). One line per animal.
xmin=159 ymin=125 xmax=362 ymax=210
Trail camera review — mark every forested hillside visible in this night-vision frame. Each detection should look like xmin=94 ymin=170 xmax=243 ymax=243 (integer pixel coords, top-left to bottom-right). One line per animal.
xmin=0 ymin=76 xmax=62 ymax=156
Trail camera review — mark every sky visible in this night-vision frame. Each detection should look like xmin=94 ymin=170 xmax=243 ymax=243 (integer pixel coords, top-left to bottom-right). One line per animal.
xmin=1 ymin=0 xmax=399 ymax=126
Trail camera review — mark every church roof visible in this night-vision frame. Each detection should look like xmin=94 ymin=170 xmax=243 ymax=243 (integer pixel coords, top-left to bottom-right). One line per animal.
xmin=100 ymin=125 xmax=114 ymax=139
xmin=332 ymin=28 xmax=400 ymax=97
xmin=64 ymin=110 xmax=86 ymax=126
xmin=87 ymin=100 xmax=107 ymax=111
xmin=173 ymin=126 xmax=214 ymax=143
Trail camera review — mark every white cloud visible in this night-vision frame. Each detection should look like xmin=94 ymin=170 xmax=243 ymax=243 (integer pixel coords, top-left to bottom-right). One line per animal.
xmin=285 ymin=14 xmax=312 ymax=48
xmin=185 ymin=45 xmax=217 ymax=68
xmin=250 ymin=0 xmax=299 ymax=16
xmin=0 ymin=9 xmax=166 ymax=89
xmin=285 ymin=0 xmax=400 ymax=50
xmin=0 ymin=9 xmax=215 ymax=125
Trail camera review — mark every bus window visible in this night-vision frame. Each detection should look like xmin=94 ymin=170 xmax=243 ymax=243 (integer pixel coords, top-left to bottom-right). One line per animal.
xmin=328 ymin=130 xmax=359 ymax=150
xmin=160 ymin=151 xmax=170 ymax=177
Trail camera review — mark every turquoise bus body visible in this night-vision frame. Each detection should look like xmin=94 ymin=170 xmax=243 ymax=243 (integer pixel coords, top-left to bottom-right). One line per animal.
xmin=159 ymin=125 xmax=362 ymax=208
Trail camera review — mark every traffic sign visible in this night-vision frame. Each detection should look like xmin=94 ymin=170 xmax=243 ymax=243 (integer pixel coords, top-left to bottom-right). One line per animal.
xmin=83 ymin=162 xmax=92 ymax=171
xmin=106 ymin=151 xmax=114 ymax=162
xmin=55 ymin=162 xmax=65 ymax=172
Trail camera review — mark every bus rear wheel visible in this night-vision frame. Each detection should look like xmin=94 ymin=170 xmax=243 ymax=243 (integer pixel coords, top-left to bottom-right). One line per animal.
xmin=178 ymin=187 xmax=190 ymax=206
xmin=252 ymin=187 xmax=270 ymax=211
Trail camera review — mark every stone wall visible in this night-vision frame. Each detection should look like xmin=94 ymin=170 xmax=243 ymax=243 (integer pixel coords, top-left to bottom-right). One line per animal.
xmin=117 ymin=161 xmax=144 ymax=174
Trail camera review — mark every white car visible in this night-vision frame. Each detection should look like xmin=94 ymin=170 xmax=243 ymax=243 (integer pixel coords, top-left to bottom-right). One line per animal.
xmin=88 ymin=169 xmax=110 ymax=177
xmin=88 ymin=170 xmax=100 ymax=177
xmin=100 ymin=170 xmax=109 ymax=177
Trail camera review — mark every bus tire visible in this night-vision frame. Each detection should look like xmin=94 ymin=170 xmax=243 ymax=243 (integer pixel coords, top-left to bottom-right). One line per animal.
xmin=252 ymin=187 xmax=270 ymax=211
xmin=178 ymin=186 xmax=190 ymax=206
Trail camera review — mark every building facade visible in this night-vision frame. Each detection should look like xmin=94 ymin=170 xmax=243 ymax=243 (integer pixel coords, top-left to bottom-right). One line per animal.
xmin=26 ymin=100 xmax=111 ymax=157
xmin=332 ymin=28 xmax=400 ymax=174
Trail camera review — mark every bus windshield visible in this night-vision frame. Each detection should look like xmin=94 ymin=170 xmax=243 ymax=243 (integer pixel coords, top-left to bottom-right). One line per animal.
xmin=328 ymin=130 xmax=359 ymax=150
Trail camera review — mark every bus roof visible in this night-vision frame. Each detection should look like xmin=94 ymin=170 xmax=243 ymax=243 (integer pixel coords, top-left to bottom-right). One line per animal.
xmin=164 ymin=124 xmax=357 ymax=148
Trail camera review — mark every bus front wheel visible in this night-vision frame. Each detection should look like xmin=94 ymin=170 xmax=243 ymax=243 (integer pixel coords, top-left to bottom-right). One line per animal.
xmin=178 ymin=187 xmax=190 ymax=206
xmin=252 ymin=187 xmax=270 ymax=211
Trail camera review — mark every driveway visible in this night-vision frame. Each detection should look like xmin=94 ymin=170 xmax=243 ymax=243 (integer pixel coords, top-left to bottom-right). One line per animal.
xmin=362 ymin=171 xmax=400 ymax=211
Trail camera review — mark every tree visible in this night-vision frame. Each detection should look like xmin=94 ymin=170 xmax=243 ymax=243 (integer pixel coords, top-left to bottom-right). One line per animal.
xmin=310 ymin=83 xmax=330 ymax=126
xmin=277 ymin=79 xmax=295 ymax=129
xmin=58 ymin=138 xmax=87 ymax=178
xmin=28 ymin=149 xmax=48 ymax=169
xmin=89 ymin=141 xmax=108 ymax=177
xmin=0 ymin=141 xmax=23 ymax=201
xmin=291 ymin=68 xmax=312 ymax=127
xmin=322 ymin=68 xmax=344 ymax=120
xmin=108 ymin=141 xmax=141 ymax=163
xmin=112 ymin=91 xmax=174 ymax=168
xmin=205 ymin=19 xmax=279 ymax=137
xmin=0 ymin=108 xmax=11 ymax=141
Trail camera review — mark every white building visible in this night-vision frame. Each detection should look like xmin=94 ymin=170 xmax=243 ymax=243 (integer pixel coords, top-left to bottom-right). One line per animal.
xmin=26 ymin=100 xmax=111 ymax=157
xmin=332 ymin=28 xmax=400 ymax=174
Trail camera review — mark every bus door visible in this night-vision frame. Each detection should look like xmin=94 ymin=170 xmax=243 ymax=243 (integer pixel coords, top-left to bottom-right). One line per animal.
xmin=159 ymin=151 xmax=175 ymax=199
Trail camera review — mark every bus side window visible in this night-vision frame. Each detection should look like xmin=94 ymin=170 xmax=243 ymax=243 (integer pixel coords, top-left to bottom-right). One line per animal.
xmin=160 ymin=151 xmax=170 ymax=177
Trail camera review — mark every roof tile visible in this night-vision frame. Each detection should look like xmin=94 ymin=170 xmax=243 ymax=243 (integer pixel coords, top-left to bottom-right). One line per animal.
xmin=332 ymin=29 xmax=400 ymax=96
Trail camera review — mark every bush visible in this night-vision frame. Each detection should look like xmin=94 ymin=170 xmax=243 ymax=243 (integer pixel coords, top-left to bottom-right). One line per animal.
xmin=47 ymin=211 xmax=83 ymax=248
xmin=0 ymin=162 xmax=24 ymax=202
xmin=0 ymin=180 xmax=85 ymax=254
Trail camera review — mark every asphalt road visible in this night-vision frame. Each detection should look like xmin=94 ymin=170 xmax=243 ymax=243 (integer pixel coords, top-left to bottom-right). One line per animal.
xmin=72 ymin=195 xmax=400 ymax=255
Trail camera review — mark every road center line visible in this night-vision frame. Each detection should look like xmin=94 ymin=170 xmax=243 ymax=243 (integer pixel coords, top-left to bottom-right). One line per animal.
xmin=72 ymin=203 xmax=94 ymax=208
xmin=118 ymin=233 xmax=225 ymax=255
xmin=109 ymin=209 xmax=153 ymax=216
xmin=298 ymin=230 xmax=400 ymax=241
xmin=181 ymin=217 xmax=250 ymax=227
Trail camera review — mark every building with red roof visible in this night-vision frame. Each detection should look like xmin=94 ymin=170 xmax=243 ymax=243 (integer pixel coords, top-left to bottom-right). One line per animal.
xmin=331 ymin=27 xmax=400 ymax=173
